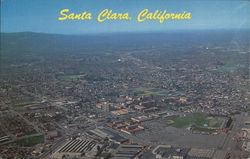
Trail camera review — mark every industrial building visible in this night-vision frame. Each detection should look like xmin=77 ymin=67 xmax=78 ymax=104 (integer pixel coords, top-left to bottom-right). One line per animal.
xmin=87 ymin=127 xmax=128 ymax=144
xmin=153 ymin=145 xmax=190 ymax=159
xmin=187 ymin=148 xmax=214 ymax=159
xmin=51 ymin=138 xmax=101 ymax=159
xmin=112 ymin=144 xmax=144 ymax=159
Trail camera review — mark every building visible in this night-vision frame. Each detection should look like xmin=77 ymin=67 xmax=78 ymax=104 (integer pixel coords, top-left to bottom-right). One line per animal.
xmin=51 ymin=138 xmax=101 ymax=159
xmin=242 ymin=141 xmax=250 ymax=152
xmin=112 ymin=144 xmax=144 ymax=159
xmin=187 ymin=148 xmax=214 ymax=159
xmin=88 ymin=127 xmax=128 ymax=144
xmin=152 ymin=145 xmax=190 ymax=159
xmin=111 ymin=109 xmax=132 ymax=116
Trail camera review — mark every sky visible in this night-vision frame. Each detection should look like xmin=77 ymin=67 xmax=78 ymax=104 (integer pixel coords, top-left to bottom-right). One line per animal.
xmin=1 ymin=0 xmax=249 ymax=34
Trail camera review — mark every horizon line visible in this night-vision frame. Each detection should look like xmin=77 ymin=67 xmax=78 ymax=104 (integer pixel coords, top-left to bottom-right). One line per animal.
xmin=1 ymin=28 xmax=249 ymax=36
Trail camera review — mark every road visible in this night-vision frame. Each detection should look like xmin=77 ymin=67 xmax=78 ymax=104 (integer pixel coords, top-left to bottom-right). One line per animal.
xmin=221 ymin=113 xmax=245 ymax=150
xmin=38 ymin=136 xmax=66 ymax=159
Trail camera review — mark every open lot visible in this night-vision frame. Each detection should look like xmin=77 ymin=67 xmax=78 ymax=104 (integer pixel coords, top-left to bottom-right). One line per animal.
xmin=128 ymin=88 xmax=169 ymax=97
xmin=123 ymin=119 xmax=227 ymax=149
xmin=218 ymin=64 xmax=244 ymax=73
xmin=12 ymin=134 xmax=44 ymax=147
xmin=10 ymin=97 xmax=40 ymax=108
xmin=166 ymin=113 xmax=224 ymax=131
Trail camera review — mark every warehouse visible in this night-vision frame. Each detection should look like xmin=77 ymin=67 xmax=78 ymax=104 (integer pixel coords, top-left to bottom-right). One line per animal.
xmin=51 ymin=138 xmax=101 ymax=159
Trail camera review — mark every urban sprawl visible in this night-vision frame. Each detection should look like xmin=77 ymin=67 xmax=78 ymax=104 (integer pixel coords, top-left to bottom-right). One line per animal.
xmin=0 ymin=31 xmax=249 ymax=159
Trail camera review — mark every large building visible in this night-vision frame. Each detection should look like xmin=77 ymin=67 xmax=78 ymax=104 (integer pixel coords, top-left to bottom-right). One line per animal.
xmin=152 ymin=145 xmax=218 ymax=159
xmin=51 ymin=138 xmax=101 ymax=159
xmin=112 ymin=144 xmax=144 ymax=159
xmin=153 ymin=145 xmax=190 ymax=159
xmin=87 ymin=127 xmax=128 ymax=144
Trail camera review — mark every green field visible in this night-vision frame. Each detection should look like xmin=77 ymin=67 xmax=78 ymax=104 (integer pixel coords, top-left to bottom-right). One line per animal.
xmin=167 ymin=113 xmax=224 ymax=130
xmin=11 ymin=98 xmax=40 ymax=107
xmin=218 ymin=64 xmax=244 ymax=73
xmin=9 ymin=134 xmax=44 ymax=147
xmin=56 ymin=74 xmax=84 ymax=80
xmin=128 ymin=88 xmax=168 ymax=97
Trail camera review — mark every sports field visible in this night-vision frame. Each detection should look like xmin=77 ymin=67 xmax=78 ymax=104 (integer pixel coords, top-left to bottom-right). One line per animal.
xmin=166 ymin=113 xmax=224 ymax=131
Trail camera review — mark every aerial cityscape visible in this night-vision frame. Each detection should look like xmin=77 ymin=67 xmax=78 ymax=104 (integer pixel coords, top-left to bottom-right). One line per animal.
xmin=0 ymin=0 xmax=250 ymax=159
xmin=0 ymin=30 xmax=249 ymax=159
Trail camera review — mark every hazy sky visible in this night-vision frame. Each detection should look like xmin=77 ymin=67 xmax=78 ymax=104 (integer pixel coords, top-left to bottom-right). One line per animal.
xmin=1 ymin=0 xmax=249 ymax=34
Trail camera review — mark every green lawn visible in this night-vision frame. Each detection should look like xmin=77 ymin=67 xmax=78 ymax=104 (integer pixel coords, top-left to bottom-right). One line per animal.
xmin=11 ymin=98 xmax=40 ymax=107
xmin=168 ymin=113 xmax=224 ymax=130
xmin=128 ymin=88 xmax=168 ymax=97
xmin=11 ymin=134 xmax=44 ymax=147
xmin=218 ymin=64 xmax=244 ymax=73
